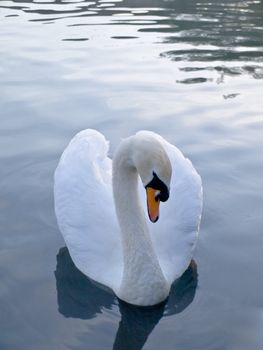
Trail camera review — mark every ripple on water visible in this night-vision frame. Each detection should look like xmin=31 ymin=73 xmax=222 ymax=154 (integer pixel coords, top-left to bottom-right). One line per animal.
xmin=1 ymin=0 xmax=263 ymax=349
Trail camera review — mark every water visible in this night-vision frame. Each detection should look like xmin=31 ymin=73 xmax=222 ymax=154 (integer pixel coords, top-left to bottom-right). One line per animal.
xmin=1 ymin=0 xmax=263 ymax=349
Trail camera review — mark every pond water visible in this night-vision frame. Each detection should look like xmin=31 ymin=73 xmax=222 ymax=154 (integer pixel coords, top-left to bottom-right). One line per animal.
xmin=1 ymin=0 xmax=263 ymax=349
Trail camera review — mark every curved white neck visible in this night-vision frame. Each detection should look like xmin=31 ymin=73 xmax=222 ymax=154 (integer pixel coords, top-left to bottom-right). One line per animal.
xmin=112 ymin=138 xmax=169 ymax=306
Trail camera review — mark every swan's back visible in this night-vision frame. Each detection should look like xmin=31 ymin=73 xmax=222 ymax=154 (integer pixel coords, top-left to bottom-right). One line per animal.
xmin=54 ymin=130 xmax=122 ymax=290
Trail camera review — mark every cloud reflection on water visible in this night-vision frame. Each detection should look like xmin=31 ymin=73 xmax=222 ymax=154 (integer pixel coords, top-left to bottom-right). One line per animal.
xmin=2 ymin=0 xmax=263 ymax=84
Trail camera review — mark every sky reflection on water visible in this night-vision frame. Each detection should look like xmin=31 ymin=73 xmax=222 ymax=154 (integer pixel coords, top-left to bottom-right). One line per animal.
xmin=1 ymin=0 xmax=263 ymax=349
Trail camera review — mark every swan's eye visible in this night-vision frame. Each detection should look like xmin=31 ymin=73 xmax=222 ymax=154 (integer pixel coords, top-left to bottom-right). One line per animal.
xmin=145 ymin=172 xmax=170 ymax=203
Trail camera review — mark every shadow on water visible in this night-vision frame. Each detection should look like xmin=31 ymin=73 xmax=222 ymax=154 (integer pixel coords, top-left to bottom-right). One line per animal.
xmin=55 ymin=247 xmax=198 ymax=350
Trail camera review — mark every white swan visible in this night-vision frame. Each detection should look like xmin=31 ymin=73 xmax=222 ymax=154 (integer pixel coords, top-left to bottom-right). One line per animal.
xmin=54 ymin=129 xmax=202 ymax=306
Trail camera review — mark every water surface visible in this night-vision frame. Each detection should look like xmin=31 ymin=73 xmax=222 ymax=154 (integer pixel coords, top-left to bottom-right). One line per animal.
xmin=1 ymin=0 xmax=263 ymax=349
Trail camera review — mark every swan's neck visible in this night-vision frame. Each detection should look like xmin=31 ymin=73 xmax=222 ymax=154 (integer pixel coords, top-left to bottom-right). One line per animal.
xmin=112 ymin=139 xmax=169 ymax=306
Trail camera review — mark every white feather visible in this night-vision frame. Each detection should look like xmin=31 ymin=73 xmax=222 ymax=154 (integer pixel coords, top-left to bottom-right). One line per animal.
xmin=54 ymin=129 xmax=202 ymax=305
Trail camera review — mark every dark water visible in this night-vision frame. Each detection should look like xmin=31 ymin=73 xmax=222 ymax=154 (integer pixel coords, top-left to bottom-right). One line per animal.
xmin=1 ymin=0 xmax=263 ymax=349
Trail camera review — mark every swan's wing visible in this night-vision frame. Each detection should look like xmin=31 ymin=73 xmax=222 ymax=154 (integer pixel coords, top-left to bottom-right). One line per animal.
xmin=139 ymin=132 xmax=203 ymax=285
xmin=54 ymin=129 xmax=122 ymax=291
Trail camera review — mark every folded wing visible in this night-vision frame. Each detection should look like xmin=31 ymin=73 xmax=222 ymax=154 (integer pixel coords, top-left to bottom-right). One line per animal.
xmin=54 ymin=129 xmax=123 ymax=291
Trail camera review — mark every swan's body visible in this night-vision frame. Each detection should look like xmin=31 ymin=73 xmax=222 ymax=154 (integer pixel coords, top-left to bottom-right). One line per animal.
xmin=54 ymin=129 xmax=202 ymax=306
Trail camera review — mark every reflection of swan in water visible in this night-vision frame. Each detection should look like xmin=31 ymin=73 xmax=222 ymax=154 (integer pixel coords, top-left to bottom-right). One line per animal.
xmin=55 ymin=247 xmax=198 ymax=350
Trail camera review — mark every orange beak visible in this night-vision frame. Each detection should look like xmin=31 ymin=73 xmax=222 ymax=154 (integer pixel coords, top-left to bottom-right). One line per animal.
xmin=146 ymin=187 xmax=160 ymax=223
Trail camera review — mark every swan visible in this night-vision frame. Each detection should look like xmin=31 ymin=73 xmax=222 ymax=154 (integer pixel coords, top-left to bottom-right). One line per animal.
xmin=54 ymin=129 xmax=202 ymax=306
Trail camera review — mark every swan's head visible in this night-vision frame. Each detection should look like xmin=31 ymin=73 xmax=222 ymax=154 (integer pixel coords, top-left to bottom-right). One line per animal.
xmin=132 ymin=132 xmax=172 ymax=223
